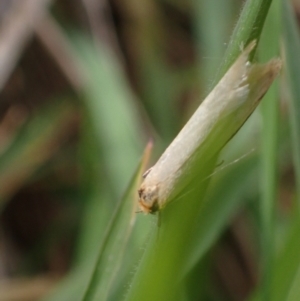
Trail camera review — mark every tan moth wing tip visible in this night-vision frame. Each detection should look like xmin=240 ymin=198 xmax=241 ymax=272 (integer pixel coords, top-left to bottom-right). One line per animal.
xmin=244 ymin=40 xmax=257 ymax=54
xmin=147 ymin=138 xmax=154 ymax=148
xmin=263 ymin=58 xmax=282 ymax=80
xmin=238 ymin=40 xmax=256 ymax=59
xmin=270 ymin=58 xmax=282 ymax=73
xmin=234 ymin=40 xmax=256 ymax=69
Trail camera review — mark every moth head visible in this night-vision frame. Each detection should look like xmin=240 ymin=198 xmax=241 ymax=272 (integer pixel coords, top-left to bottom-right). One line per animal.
xmin=138 ymin=184 xmax=160 ymax=214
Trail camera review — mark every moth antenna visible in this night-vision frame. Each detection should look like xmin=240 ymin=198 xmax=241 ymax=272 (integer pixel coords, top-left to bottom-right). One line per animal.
xmin=142 ymin=167 xmax=152 ymax=179
xmin=216 ymin=160 xmax=224 ymax=168
xmin=203 ymin=148 xmax=256 ymax=181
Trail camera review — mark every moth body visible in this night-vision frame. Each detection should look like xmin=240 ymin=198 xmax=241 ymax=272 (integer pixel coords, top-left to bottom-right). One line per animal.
xmin=138 ymin=41 xmax=281 ymax=214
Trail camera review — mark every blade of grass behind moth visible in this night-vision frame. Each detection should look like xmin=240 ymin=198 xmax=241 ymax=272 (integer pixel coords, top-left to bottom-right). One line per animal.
xmin=183 ymin=150 xmax=259 ymax=275
xmin=258 ymin=0 xmax=280 ymax=300
xmin=282 ymin=0 xmax=300 ymax=206
xmin=81 ymin=142 xmax=152 ymax=301
xmin=73 ymin=108 xmax=116 ymax=267
xmin=104 ymin=209 xmax=156 ymax=301
xmin=285 ymin=269 xmax=300 ymax=301
xmin=0 ymin=100 xmax=77 ymax=211
xmin=216 ymin=0 xmax=273 ymax=82
xmin=125 ymin=156 xmax=218 ymax=301
xmin=248 ymin=210 xmax=300 ymax=301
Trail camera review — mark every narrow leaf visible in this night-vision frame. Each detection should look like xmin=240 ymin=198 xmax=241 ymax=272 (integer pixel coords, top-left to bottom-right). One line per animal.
xmin=217 ymin=0 xmax=273 ymax=81
xmin=81 ymin=142 xmax=152 ymax=301
xmin=282 ymin=0 xmax=300 ymax=204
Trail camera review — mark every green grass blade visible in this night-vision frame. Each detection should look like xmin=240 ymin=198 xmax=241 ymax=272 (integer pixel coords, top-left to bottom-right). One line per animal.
xmin=248 ymin=212 xmax=300 ymax=301
xmin=258 ymin=1 xmax=281 ymax=300
xmin=286 ymin=268 xmax=300 ymax=301
xmin=184 ymin=151 xmax=259 ymax=274
xmin=282 ymin=0 xmax=300 ymax=205
xmin=81 ymin=143 xmax=152 ymax=301
xmin=217 ymin=0 xmax=273 ymax=81
xmin=269 ymin=214 xmax=300 ymax=301
xmin=43 ymin=143 xmax=152 ymax=301
xmin=73 ymin=110 xmax=115 ymax=266
xmin=125 ymin=162 xmax=217 ymax=301
xmin=286 ymin=261 xmax=300 ymax=301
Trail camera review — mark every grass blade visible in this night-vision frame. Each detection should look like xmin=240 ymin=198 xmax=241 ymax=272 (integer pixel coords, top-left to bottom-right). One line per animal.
xmin=217 ymin=0 xmax=273 ymax=81
xmin=248 ymin=212 xmax=300 ymax=301
xmin=282 ymin=0 xmax=300 ymax=205
xmin=258 ymin=1 xmax=281 ymax=300
xmin=269 ymin=215 xmax=300 ymax=301
xmin=184 ymin=151 xmax=259 ymax=274
xmin=81 ymin=142 xmax=152 ymax=301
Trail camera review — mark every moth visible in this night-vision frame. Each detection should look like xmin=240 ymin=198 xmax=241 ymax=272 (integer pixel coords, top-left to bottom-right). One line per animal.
xmin=138 ymin=41 xmax=281 ymax=214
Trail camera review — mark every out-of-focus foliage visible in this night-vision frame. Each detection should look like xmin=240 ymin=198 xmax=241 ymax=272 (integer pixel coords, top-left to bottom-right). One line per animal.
xmin=0 ymin=0 xmax=299 ymax=301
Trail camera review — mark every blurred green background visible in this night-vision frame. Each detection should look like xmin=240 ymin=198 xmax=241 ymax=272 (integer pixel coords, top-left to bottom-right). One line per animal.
xmin=0 ymin=0 xmax=300 ymax=300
